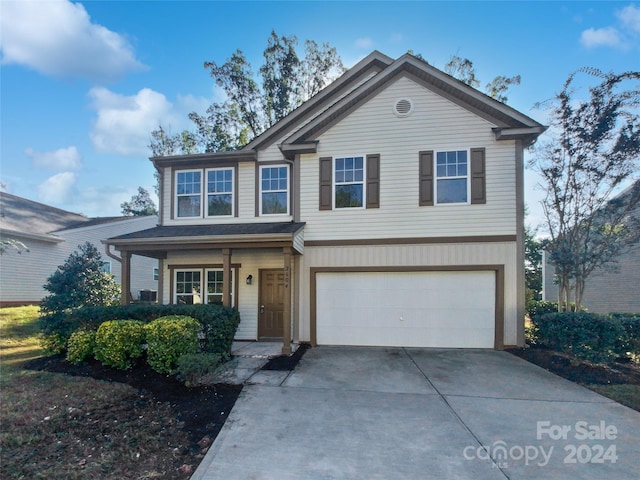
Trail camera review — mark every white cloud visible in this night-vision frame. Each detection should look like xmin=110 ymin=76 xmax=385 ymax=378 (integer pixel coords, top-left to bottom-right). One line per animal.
xmin=355 ymin=37 xmax=374 ymax=49
xmin=617 ymin=4 xmax=640 ymax=33
xmin=580 ymin=27 xmax=623 ymax=48
xmin=88 ymin=87 xmax=210 ymax=157
xmin=0 ymin=0 xmax=145 ymax=81
xmin=25 ymin=146 xmax=82 ymax=171
xmin=37 ymin=172 xmax=78 ymax=204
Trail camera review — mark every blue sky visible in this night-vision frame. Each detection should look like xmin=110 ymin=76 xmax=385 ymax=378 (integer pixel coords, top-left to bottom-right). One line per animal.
xmin=1 ymin=1 xmax=639 ymax=230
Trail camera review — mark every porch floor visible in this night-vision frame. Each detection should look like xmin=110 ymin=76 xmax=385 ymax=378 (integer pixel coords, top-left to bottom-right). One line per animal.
xmin=210 ymin=342 xmax=299 ymax=385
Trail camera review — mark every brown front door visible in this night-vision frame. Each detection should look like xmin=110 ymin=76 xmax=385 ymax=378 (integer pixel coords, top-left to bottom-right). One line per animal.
xmin=258 ymin=269 xmax=285 ymax=339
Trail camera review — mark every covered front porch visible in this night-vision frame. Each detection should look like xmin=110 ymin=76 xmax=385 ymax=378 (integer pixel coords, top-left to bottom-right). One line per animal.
xmin=104 ymin=222 xmax=305 ymax=355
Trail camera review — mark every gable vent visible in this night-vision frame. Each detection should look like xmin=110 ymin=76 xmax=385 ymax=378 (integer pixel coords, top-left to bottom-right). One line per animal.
xmin=394 ymin=98 xmax=414 ymax=117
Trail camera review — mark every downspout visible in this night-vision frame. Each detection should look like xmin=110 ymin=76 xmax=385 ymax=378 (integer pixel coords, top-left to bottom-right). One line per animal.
xmin=103 ymin=241 xmax=122 ymax=264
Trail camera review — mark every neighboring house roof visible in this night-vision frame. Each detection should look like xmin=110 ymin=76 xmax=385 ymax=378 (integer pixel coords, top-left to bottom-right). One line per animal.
xmin=0 ymin=192 xmax=153 ymax=243
xmin=0 ymin=192 xmax=89 ymax=243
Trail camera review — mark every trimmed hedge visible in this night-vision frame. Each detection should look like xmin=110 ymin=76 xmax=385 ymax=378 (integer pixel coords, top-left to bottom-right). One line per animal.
xmin=145 ymin=316 xmax=200 ymax=374
xmin=66 ymin=329 xmax=96 ymax=364
xmin=176 ymin=353 xmax=223 ymax=386
xmin=40 ymin=304 xmax=240 ymax=358
xmin=530 ymin=312 xmax=636 ymax=363
xmin=94 ymin=320 xmax=146 ymax=370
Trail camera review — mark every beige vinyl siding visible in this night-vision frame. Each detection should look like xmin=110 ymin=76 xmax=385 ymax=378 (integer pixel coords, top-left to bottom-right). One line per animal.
xmin=297 ymin=241 xmax=519 ymax=346
xmin=256 ymin=70 xmax=381 ymax=164
xmin=299 ymin=76 xmax=517 ymax=241
xmin=162 ymin=249 xmax=291 ymax=340
xmin=0 ymin=216 xmax=158 ymax=304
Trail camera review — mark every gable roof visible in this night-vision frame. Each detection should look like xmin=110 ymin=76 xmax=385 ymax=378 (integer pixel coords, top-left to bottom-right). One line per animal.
xmin=0 ymin=192 xmax=89 ymax=242
xmin=245 ymin=51 xmax=394 ymax=152
xmin=249 ymin=51 xmax=546 ymax=158
xmin=0 ymin=192 xmax=153 ymax=243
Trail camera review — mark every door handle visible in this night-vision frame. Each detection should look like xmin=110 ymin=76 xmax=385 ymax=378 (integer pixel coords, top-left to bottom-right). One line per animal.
xmin=260 ymin=305 xmax=265 ymax=314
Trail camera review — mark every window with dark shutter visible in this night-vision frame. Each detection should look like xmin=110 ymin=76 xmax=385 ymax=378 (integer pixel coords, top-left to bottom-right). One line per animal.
xmin=470 ymin=148 xmax=486 ymax=204
xmin=419 ymin=150 xmax=434 ymax=206
xmin=319 ymin=157 xmax=332 ymax=210
xmin=366 ymin=154 xmax=380 ymax=209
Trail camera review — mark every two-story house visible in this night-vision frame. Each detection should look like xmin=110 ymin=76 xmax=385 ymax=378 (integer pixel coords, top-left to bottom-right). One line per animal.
xmin=106 ymin=51 xmax=545 ymax=353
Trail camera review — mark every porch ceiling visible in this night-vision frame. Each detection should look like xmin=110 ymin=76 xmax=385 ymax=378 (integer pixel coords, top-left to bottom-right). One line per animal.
xmin=105 ymin=222 xmax=306 ymax=258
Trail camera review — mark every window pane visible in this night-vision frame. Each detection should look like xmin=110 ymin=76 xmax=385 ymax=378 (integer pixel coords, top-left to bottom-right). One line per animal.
xmin=345 ymin=170 xmax=353 ymax=182
xmin=208 ymin=194 xmax=232 ymax=216
xmin=437 ymin=152 xmax=446 ymax=165
xmin=177 ymin=195 xmax=200 ymax=217
xmin=345 ymin=157 xmax=353 ymax=169
xmin=262 ymin=192 xmax=288 ymax=214
xmin=335 ymin=184 xmax=363 ymax=208
xmin=437 ymin=178 xmax=467 ymax=203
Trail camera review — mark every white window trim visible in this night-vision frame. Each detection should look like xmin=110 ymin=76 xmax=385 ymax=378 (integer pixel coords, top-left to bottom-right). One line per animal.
xmin=434 ymin=149 xmax=471 ymax=206
xmin=173 ymin=268 xmax=236 ymax=307
xmin=205 ymin=268 xmax=235 ymax=307
xmin=333 ymin=154 xmax=366 ymax=210
xmin=174 ymin=269 xmax=202 ymax=304
xmin=175 ymin=169 xmax=203 ymax=218
xmin=259 ymin=164 xmax=290 ymax=216
xmin=205 ymin=167 xmax=234 ymax=218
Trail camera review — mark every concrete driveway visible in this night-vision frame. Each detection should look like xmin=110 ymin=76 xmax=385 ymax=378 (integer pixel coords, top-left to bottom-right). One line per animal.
xmin=192 ymin=347 xmax=640 ymax=480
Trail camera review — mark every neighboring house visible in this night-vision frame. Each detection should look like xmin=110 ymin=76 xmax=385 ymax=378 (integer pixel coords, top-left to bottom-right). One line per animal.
xmin=106 ymin=51 xmax=545 ymax=353
xmin=543 ymin=185 xmax=640 ymax=314
xmin=0 ymin=192 xmax=159 ymax=306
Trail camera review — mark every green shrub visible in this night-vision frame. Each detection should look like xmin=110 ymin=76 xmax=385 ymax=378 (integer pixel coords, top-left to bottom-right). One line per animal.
xmin=39 ymin=304 xmax=240 ymax=358
xmin=176 ymin=353 xmax=223 ymax=386
xmin=613 ymin=315 xmax=640 ymax=360
xmin=526 ymin=300 xmax=559 ymax=320
xmin=40 ymin=332 xmax=67 ymax=355
xmin=144 ymin=316 xmax=200 ymax=374
xmin=94 ymin=320 xmax=145 ymax=370
xmin=66 ymin=329 xmax=96 ymax=364
xmin=532 ymin=312 xmax=626 ymax=363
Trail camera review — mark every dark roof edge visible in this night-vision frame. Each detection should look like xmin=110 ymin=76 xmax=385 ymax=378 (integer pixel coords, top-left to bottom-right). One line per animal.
xmin=244 ymin=51 xmax=394 ymax=151
xmin=151 ymin=150 xmax=257 ymax=167
xmin=284 ymin=53 xmax=545 ymax=146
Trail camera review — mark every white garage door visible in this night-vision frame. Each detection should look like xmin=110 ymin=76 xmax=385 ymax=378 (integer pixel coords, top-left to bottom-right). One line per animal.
xmin=316 ymin=271 xmax=495 ymax=348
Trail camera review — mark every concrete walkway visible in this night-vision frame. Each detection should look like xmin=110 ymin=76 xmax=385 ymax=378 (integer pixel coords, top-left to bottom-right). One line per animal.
xmin=192 ymin=347 xmax=640 ymax=480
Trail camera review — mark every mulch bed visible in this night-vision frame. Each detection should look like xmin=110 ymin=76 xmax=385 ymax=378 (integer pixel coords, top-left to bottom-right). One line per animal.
xmin=506 ymin=346 xmax=640 ymax=386
xmin=24 ymin=355 xmax=242 ymax=450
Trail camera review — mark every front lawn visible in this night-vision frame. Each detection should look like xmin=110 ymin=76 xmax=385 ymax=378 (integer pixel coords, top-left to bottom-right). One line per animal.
xmin=0 ymin=306 xmax=241 ymax=480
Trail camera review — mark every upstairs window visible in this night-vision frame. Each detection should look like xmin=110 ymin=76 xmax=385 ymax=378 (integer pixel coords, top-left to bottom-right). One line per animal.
xmin=176 ymin=170 xmax=202 ymax=217
xmin=260 ymin=165 xmax=289 ymax=215
xmin=206 ymin=168 xmax=233 ymax=217
xmin=334 ymin=156 xmax=364 ymax=208
xmin=435 ymin=150 xmax=468 ymax=204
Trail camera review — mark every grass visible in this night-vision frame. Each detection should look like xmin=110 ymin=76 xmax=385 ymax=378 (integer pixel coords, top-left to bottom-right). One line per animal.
xmin=588 ymin=384 xmax=640 ymax=412
xmin=0 ymin=306 xmax=43 ymax=380
xmin=0 ymin=306 xmax=196 ymax=479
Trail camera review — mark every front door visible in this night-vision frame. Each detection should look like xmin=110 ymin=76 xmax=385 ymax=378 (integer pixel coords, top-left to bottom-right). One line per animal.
xmin=258 ymin=269 xmax=285 ymax=339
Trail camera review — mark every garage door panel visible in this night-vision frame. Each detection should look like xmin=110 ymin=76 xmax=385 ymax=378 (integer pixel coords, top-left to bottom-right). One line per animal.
xmin=316 ymin=271 xmax=495 ymax=348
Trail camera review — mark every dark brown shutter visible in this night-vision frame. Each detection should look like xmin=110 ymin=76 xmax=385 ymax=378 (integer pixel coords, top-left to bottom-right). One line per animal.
xmin=470 ymin=148 xmax=486 ymax=204
xmin=419 ymin=150 xmax=434 ymax=206
xmin=319 ymin=157 xmax=332 ymax=210
xmin=366 ymin=154 xmax=380 ymax=209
